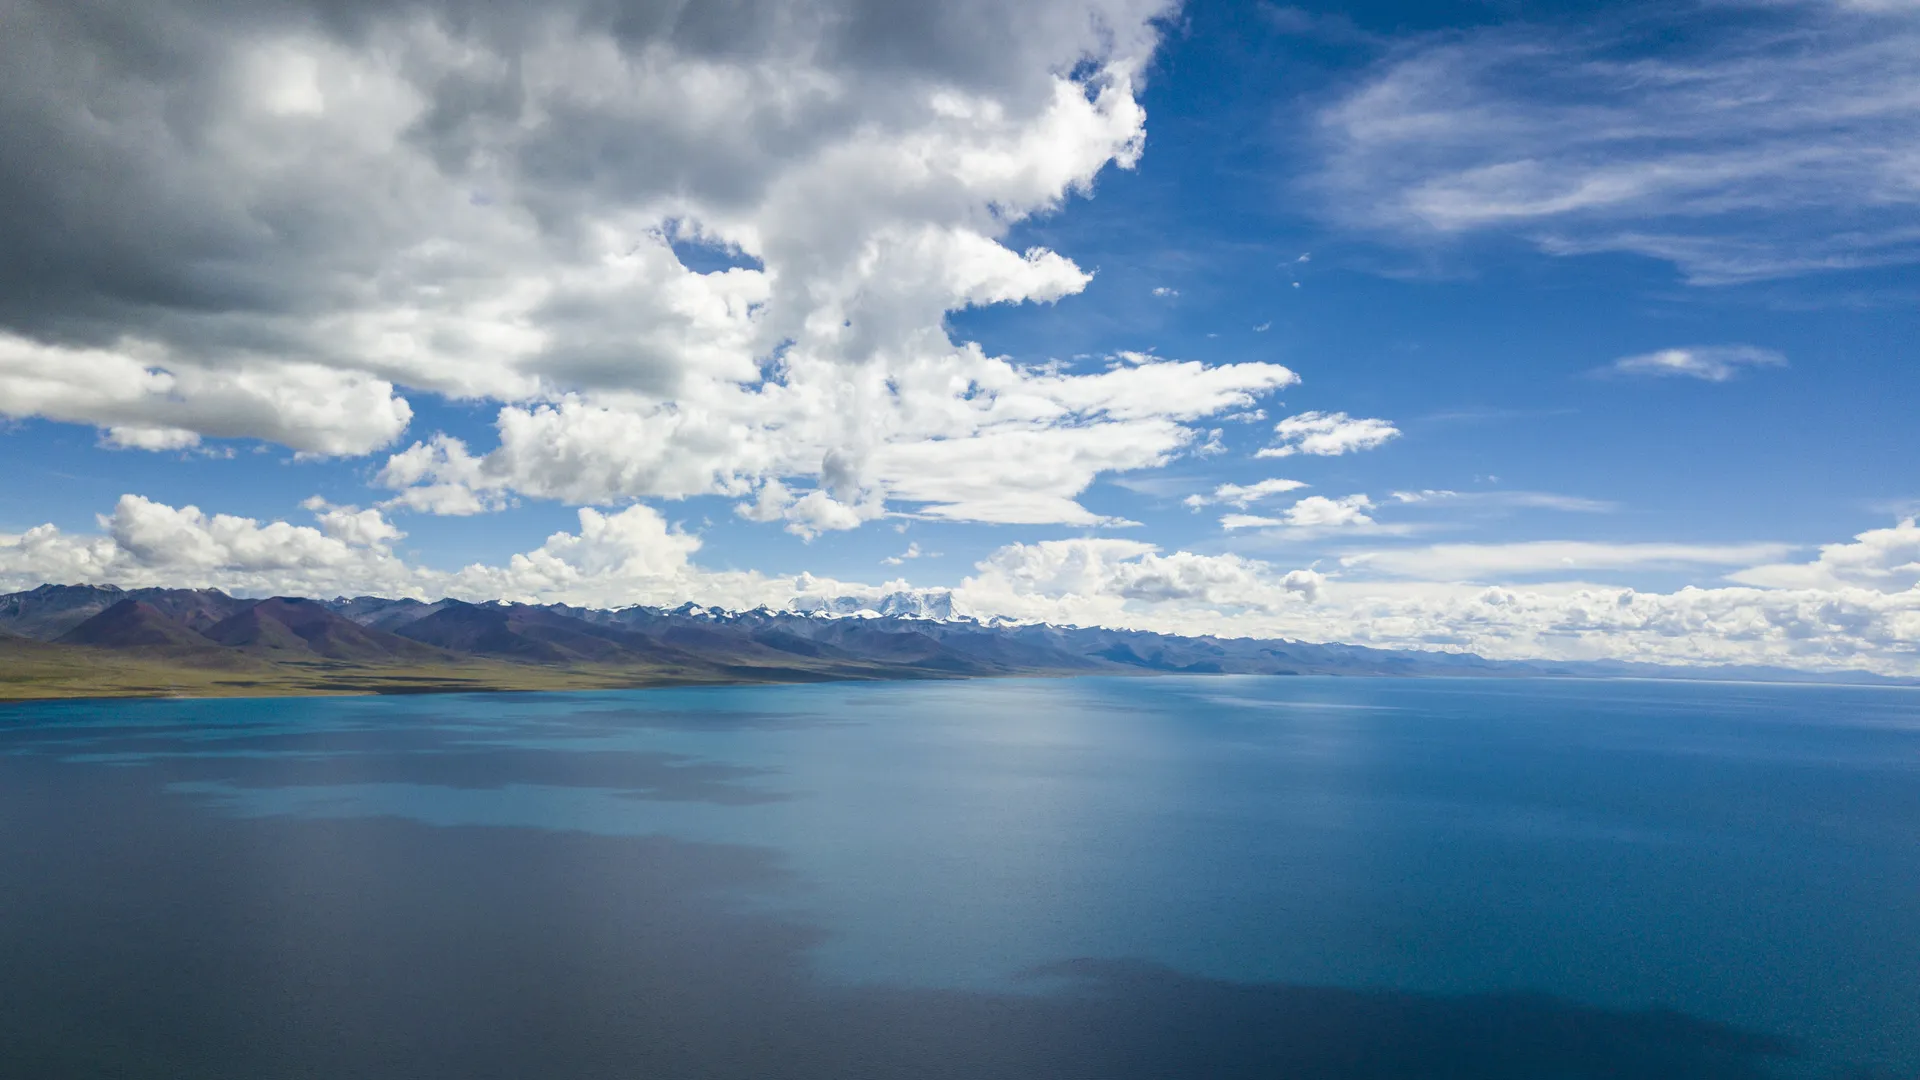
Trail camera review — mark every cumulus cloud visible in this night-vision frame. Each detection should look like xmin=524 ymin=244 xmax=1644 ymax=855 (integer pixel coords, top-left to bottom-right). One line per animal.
xmin=1220 ymin=494 xmax=1376 ymax=531
xmin=1308 ymin=4 xmax=1920 ymax=282
xmin=0 ymin=334 xmax=413 ymax=456
xmin=5 ymin=495 xmax=1919 ymax=674
xmin=1294 ymin=577 xmax=1920 ymax=675
xmin=1257 ymin=411 xmax=1400 ymax=458
xmin=0 ymin=493 xmax=868 ymax=610
xmin=1282 ymin=494 xmax=1377 ymax=528
xmin=1600 ymin=345 xmax=1787 ymax=381
xmin=958 ymin=538 xmax=1323 ymax=624
xmin=881 ymin=542 xmax=928 ymax=567
xmin=101 ymin=426 xmax=204 ymax=453
xmin=1729 ymin=518 xmax=1920 ymax=591
xmin=300 ymin=497 xmax=407 ymax=548
xmin=0 ymin=495 xmax=418 ymax=598
xmin=952 ymin=529 xmax=1920 ymax=676
xmin=375 ymin=355 xmax=1294 ymax=527
xmin=0 ymin=0 xmax=1319 ymax=529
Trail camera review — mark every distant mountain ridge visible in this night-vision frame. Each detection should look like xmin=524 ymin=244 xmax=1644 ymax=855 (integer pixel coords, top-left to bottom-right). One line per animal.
xmin=0 ymin=583 xmax=1908 ymax=701
xmin=58 ymin=599 xmax=216 ymax=651
xmin=199 ymin=597 xmax=454 ymax=663
xmin=1 ymin=584 xmax=251 ymax=640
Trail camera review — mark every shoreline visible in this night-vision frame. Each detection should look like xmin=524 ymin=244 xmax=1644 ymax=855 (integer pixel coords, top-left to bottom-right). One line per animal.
xmin=6 ymin=665 xmax=1915 ymax=709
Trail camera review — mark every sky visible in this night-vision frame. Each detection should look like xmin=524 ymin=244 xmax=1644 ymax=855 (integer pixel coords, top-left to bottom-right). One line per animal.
xmin=1 ymin=0 xmax=1917 ymax=674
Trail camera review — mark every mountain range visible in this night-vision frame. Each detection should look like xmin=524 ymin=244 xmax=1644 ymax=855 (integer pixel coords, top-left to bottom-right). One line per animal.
xmin=0 ymin=583 xmax=1902 ymax=701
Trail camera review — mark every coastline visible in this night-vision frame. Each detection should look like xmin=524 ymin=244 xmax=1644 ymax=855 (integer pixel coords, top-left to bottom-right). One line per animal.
xmin=5 ymin=587 xmax=1911 ymax=704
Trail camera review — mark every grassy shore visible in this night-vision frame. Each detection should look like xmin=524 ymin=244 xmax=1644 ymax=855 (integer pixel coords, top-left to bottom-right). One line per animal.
xmin=0 ymin=638 xmax=782 ymax=702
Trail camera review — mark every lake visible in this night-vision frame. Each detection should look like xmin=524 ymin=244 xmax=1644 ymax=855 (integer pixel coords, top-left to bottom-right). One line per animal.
xmin=1 ymin=676 xmax=1915 ymax=1079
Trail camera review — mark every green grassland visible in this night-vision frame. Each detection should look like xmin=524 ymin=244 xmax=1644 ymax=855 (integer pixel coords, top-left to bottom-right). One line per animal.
xmin=0 ymin=637 xmax=817 ymax=702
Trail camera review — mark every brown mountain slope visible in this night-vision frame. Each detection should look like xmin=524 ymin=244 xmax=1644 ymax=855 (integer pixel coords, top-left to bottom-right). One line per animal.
xmin=203 ymin=598 xmax=452 ymax=663
xmin=130 ymin=588 xmax=251 ymax=633
xmin=57 ymin=600 xmax=214 ymax=650
xmin=395 ymin=602 xmax=717 ymax=670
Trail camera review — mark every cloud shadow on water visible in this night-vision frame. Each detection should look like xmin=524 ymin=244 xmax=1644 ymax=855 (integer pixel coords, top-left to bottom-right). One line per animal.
xmin=0 ymin=751 xmax=1848 ymax=1080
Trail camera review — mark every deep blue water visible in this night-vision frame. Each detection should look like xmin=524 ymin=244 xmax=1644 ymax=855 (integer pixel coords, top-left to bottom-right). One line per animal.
xmin=1 ymin=675 xmax=1915 ymax=1079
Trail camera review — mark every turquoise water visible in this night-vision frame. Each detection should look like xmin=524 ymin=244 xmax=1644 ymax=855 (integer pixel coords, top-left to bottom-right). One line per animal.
xmin=1 ymin=676 xmax=1915 ymax=1078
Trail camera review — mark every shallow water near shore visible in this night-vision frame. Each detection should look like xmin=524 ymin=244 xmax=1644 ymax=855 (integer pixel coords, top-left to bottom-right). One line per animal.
xmin=2 ymin=675 xmax=1916 ymax=1079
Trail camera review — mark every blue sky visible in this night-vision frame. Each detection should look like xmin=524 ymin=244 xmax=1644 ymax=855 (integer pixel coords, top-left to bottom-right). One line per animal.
xmin=1 ymin=0 xmax=1916 ymax=672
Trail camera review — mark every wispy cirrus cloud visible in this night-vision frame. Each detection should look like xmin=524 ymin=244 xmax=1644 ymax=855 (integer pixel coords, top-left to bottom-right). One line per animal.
xmin=1183 ymin=477 xmax=1308 ymax=509
xmin=1259 ymin=4 xmax=1381 ymax=46
xmin=1339 ymin=539 xmax=1795 ymax=580
xmin=1390 ymin=489 xmax=1618 ymax=513
xmin=1597 ymin=345 xmax=1787 ymax=381
xmin=1307 ymin=3 xmax=1920 ymax=283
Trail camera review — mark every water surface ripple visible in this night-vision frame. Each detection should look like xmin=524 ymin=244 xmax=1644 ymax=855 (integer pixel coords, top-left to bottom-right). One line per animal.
xmin=2 ymin=676 xmax=1914 ymax=1079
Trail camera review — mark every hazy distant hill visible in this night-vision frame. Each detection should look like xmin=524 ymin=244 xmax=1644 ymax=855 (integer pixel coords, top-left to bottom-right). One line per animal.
xmin=0 ymin=584 xmax=1908 ymax=701
xmin=0 ymin=584 xmax=135 ymax=639
xmin=0 ymin=584 xmax=251 ymax=641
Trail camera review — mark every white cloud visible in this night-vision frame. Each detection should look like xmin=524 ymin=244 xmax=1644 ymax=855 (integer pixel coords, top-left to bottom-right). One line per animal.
xmin=1151 ymin=286 xmax=1179 ymax=297
xmin=1284 ymin=494 xmax=1377 ymax=527
xmin=779 ymin=489 xmax=883 ymax=540
xmin=1339 ymin=540 xmax=1796 ymax=580
xmin=376 ymin=353 xmax=1296 ymax=529
xmin=1308 ymin=6 xmax=1920 ymax=282
xmin=1601 ymin=345 xmax=1787 ymax=381
xmin=1729 ymin=518 xmax=1920 ymax=591
xmin=0 ymin=0 xmax=1317 ymax=530
xmin=0 ymin=493 xmax=864 ymax=610
xmin=5 ymin=495 xmax=1919 ymax=675
xmin=0 ymin=495 xmax=420 ymax=598
xmin=959 ymin=538 xmax=1322 ymax=623
xmin=446 ymin=506 xmax=710 ymax=603
xmin=1221 ymin=493 xmax=1376 ymax=530
xmin=1293 ymin=577 xmax=1920 ymax=675
xmin=1219 ymin=514 xmax=1287 ymax=530
xmin=1183 ymin=477 xmax=1309 ymax=509
xmin=953 ymin=528 xmax=1920 ymax=676
xmin=0 ymin=333 xmax=412 ymax=456
xmin=882 ymin=542 xmax=925 ymax=567
xmin=101 ymin=426 xmax=203 ymax=452
xmin=1221 ymin=490 xmax=1611 ymax=540
xmin=1390 ymin=489 xmax=1618 ymax=513
xmin=299 ymin=497 xmax=406 ymax=548
xmin=1258 ymin=411 xmax=1400 ymax=458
